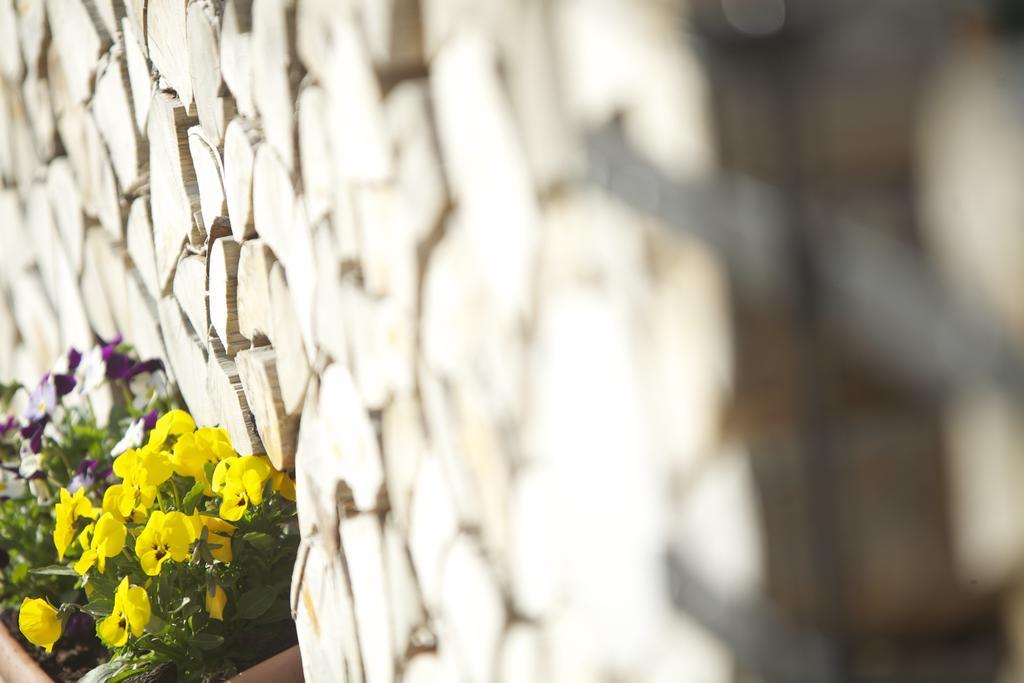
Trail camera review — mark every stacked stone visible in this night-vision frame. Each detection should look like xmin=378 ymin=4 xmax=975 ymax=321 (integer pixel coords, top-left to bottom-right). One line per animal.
xmin=0 ymin=0 xmax=769 ymax=681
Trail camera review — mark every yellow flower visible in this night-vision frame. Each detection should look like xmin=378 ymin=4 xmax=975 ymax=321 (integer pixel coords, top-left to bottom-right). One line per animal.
xmin=101 ymin=484 xmax=149 ymax=523
xmin=147 ymin=409 xmax=196 ymax=449
xmin=205 ymin=583 xmax=228 ymax=621
xmin=213 ymin=456 xmax=272 ymax=522
xmin=171 ymin=427 xmax=237 ymax=494
xmin=111 ymin=444 xmax=171 ymax=517
xmin=135 ymin=510 xmax=196 ymax=576
xmin=73 ymin=513 xmax=127 ymax=575
xmin=270 ymin=469 xmax=296 ymax=501
xmin=98 ymin=578 xmax=150 ymax=647
xmin=19 ymin=598 xmax=61 ymax=653
xmin=54 ymin=488 xmax=99 ymax=561
xmin=189 ymin=512 xmax=236 ymax=563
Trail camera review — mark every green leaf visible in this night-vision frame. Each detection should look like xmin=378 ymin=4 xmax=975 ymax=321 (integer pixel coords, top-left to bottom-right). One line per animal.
xmin=192 ymin=632 xmax=224 ymax=650
xmin=182 ymin=480 xmax=207 ymax=514
xmin=81 ymin=598 xmax=115 ymax=618
xmin=29 ymin=565 xmax=79 ymax=576
xmin=236 ymin=585 xmax=278 ymax=620
xmin=252 ymin=598 xmax=291 ymax=626
xmin=168 ymin=596 xmax=193 ymax=614
xmin=242 ymin=532 xmax=275 ymax=552
xmin=10 ymin=562 xmax=28 ymax=583
xmin=79 ymin=661 xmax=128 ymax=683
xmin=0 ymin=380 xmax=22 ymax=408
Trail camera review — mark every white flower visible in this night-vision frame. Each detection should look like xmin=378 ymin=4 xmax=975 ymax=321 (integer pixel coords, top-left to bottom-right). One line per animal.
xmin=0 ymin=468 xmax=26 ymax=499
xmin=112 ymin=418 xmax=145 ymax=457
xmin=43 ymin=420 xmax=64 ymax=447
xmin=24 ymin=377 xmax=56 ymax=421
xmin=28 ymin=477 xmax=51 ymax=504
xmin=77 ymin=346 xmax=106 ymax=397
xmin=18 ymin=448 xmax=43 ymax=479
xmin=129 ymin=370 xmax=168 ymax=411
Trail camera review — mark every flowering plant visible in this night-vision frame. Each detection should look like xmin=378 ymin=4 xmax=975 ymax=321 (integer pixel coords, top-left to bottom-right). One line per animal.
xmin=18 ymin=409 xmax=298 ymax=681
xmin=0 ymin=338 xmax=172 ymax=609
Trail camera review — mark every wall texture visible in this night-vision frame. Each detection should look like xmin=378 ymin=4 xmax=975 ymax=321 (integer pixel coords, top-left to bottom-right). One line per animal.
xmin=0 ymin=0 xmax=751 ymax=681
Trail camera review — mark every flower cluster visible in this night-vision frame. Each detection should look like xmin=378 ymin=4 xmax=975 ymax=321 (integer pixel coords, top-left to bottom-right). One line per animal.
xmin=17 ymin=410 xmax=298 ymax=680
xmin=0 ymin=341 xmax=171 ymax=609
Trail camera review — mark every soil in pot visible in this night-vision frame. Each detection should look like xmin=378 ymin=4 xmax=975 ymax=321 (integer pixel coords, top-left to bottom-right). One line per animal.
xmin=1 ymin=609 xmax=109 ymax=682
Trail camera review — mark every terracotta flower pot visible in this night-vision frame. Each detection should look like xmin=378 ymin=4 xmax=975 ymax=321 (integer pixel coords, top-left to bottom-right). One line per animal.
xmin=0 ymin=621 xmax=302 ymax=683
xmin=0 ymin=621 xmax=51 ymax=683
xmin=227 ymin=645 xmax=303 ymax=682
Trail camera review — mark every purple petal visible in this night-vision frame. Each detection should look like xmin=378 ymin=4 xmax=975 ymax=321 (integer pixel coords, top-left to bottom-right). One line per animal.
xmin=104 ymin=352 xmax=133 ymax=380
xmin=100 ymin=334 xmax=124 ymax=360
xmin=64 ymin=613 xmax=93 ymax=638
xmin=143 ymin=409 xmax=158 ymax=431
xmin=67 ymin=347 xmax=82 ymax=371
xmin=67 ymin=473 xmax=91 ymax=493
xmin=0 ymin=416 xmax=15 ymax=437
xmin=20 ymin=417 xmax=47 ymax=453
xmin=127 ymin=358 xmax=165 ymax=379
xmin=76 ymin=459 xmax=99 ymax=476
xmin=54 ymin=373 xmax=77 ymax=397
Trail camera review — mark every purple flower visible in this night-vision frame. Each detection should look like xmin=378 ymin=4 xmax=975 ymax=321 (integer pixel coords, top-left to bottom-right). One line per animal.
xmin=0 ymin=416 xmax=15 ymax=437
xmin=130 ymin=358 xmax=164 ymax=379
xmin=19 ymin=417 xmax=48 ymax=453
xmin=68 ymin=459 xmax=111 ymax=493
xmin=25 ymin=376 xmax=55 ymax=420
xmin=100 ymin=334 xmax=124 ymax=361
xmin=67 ymin=347 xmax=82 ymax=371
xmin=106 ymin=353 xmax=164 ymax=382
xmin=143 ymin=409 xmax=158 ymax=431
xmin=64 ymin=612 xmax=93 ymax=639
xmin=105 ymin=351 xmax=134 ymax=380
xmin=53 ymin=373 xmax=77 ymax=397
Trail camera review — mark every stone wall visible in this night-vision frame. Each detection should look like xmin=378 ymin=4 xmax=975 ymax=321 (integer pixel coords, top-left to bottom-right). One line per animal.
xmin=0 ymin=1 xmax=747 ymax=681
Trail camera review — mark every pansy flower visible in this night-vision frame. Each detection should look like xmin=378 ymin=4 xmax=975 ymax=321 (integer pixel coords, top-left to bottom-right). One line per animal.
xmin=67 ymin=459 xmax=112 ymax=494
xmin=19 ymin=598 xmax=62 ymax=652
xmin=212 ymin=456 xmax=272 ymax=521
xmin=97 ymin=578 xmax=150 ymax=647
xmin=73 ymin=513 xmax=127 ymax=575
xmin=111 ymin=419 xmax=146 ymax=458
xmin=77 ymin=347 xmax=106 ymax=396
xmin=0 ymin=415 xmax=16 ymax=437
xmin=0 ymin=465 xmax=26 ymax=500
xmin=24 ymin=376 xmax=55 ymax=421
xmin=54 ymin=487 xmax=99 ymax=560
xmin=129 ymin=364 xmax=167 ymax=411
xmin=134 ymin=510 xmax=195 ymax=575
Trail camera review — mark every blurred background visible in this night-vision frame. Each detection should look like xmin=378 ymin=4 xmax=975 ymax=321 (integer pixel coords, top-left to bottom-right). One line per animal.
xmin=637 ymin=0 xmax=1024 ymax=680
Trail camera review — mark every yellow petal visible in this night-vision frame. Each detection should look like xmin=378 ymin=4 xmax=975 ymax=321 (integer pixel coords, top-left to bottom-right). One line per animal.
xmin=149 ymin=410 xmax=197 ymax=448
xmin=138 ymin=550 xmax=165 ymax=576
xmin=242 ymin=469 xmax=265 ymax=506
xmin=123 ymin=585 xmax=151 ymax=636
xmin=211 ymin=457 xmax=237 ymax=494
xmin=93 ymin=513 xmax=127 ymax=558
xmin=205 ymin=584 xmax=227 ymax=621
xmin=272 ymin=471 xmax=296 ymax=501
xmin=73 ymin=550 xmax=97 ymax=575
xmin=112 ymin=449 xmax=139 ymax=480
xmin=140 ymin=446 xmax=173 ymax=486
xmin=19 ymin=598 xmax=61 ymax=653
xmin=97 ymin=611 xmax=128 ymax=647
